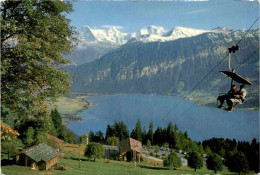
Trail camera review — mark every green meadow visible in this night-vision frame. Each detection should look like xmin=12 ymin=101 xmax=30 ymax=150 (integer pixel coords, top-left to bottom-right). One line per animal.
xmin=2 ymin=143 xmax=235 ymax=175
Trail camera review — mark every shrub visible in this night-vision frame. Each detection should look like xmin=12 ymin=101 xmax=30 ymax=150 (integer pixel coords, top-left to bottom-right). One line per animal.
xmin=163 ymin=152 xmax=182 ymax=170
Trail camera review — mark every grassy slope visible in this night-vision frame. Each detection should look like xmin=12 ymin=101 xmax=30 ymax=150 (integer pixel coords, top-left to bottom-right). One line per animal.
xmin=1 ymin=158 xmax=235 ymax=175
xmin=2 ymin=143 xmax=235 ymax=175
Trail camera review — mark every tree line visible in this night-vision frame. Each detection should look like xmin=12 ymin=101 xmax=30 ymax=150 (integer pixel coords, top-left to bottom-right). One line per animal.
xmin=84 ymin=118 xmax=259 ymax=174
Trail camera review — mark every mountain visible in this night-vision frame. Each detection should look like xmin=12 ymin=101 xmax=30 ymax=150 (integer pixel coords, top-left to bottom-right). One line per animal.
xmin=65 ymin=26 xmax=231 ymax=65
xmin=68 ymin=29 xmax=259 ymax=108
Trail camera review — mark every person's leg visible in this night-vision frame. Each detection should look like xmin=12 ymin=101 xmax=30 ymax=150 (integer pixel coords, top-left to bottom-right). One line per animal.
xmin=226 ymin=99 xmax=233 ymax=111
xmin=217 ymin=95 xmax=227 ymax=108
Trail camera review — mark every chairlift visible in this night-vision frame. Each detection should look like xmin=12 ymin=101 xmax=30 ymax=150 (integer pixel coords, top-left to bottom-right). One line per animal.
xmin=217 ymin=45 xmax=252 ymax=112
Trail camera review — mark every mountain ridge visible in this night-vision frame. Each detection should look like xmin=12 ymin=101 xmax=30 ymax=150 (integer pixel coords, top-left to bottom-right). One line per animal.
xmin=68 ymin=29 xmax=259 ymax=108
xmin=65 ymin=25 xmax=234 ymax=65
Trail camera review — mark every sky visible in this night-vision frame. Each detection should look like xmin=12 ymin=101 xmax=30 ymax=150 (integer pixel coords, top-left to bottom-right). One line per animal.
xmin=67 ymin=0 xmax=259 ymax=33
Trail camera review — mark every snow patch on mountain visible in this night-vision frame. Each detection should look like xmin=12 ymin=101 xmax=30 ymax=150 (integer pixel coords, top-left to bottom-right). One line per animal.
xmin=138 ymin=26 xmax=167 ymax=36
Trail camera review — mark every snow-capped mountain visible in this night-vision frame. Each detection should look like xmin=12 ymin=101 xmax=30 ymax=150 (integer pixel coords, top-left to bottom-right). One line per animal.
xmin=77 ymin=25 xmax=231 ymax=47
xmin=131 ymin=27 xmax=212 ymax=43
xmin=68 ymin=25 xmax=232 ymax=65
xmin=77 ymin=25 xmax=130 ymax=47
xmin=165 ymin=27 xmax=211 ymax=38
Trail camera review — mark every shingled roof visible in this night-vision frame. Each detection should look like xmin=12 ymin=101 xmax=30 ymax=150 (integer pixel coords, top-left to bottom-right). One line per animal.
xmin=119 ymin=138 xmax=143 ymax=155
xmin=21 ymin=143 xmax=59 ymax=163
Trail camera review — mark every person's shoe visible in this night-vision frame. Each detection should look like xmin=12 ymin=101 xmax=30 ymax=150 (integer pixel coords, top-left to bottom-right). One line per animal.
xmin=217 ymin=104 xmax=223 ymax=108
xmin=225 ymin=107 xmax=232 ymax=112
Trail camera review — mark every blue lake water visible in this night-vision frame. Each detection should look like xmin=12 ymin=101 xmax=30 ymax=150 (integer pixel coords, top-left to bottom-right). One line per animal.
xmin=68 ymin=94 xmax=259 ymax=142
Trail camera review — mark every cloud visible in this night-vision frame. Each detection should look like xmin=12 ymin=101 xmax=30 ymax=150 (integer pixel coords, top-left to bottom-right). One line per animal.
xmin=187 ymin=9 xmax=209 ymax=15
xmin=101 ymin=25 xmax=124 ymax=30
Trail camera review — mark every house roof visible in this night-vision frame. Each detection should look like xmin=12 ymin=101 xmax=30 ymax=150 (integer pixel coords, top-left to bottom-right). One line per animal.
xmin=47 ymin=134 xmax=64 ymax=145
xmin=119 ymin=138 xmax=143 ymax=154
xmin=21 ymin=143 xmax=59 ymax=163
xmin=129 ymin=138 xmax=142 ymax=152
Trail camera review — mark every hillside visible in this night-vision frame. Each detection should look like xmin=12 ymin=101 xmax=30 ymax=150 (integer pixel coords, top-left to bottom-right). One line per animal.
xmin=68 ymin=30 xmax=259 ymax=108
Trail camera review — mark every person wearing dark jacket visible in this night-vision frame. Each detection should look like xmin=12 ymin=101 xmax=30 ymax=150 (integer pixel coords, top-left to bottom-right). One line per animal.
xmin=217 ymin=84 xmax=237 ymax=109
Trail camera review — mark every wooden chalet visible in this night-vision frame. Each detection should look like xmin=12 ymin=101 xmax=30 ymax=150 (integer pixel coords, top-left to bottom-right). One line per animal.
xmin=119 ymin=138 xmax=142 ymax=162
xmin=16 ymin=143 xmax=59 ymax=170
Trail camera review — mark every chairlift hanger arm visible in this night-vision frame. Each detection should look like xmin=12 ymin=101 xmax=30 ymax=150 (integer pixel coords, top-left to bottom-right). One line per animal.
xmin=228 ymin=45 xmax=239 ymax=71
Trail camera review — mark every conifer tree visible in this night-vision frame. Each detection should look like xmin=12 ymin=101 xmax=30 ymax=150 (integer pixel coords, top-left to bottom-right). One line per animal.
xmin=134 ymin=119 xmax=142 ymax=141
xmin=147 ymin=120 xmax=154 ymax=144
xmin=167 ymin=122 xmax=175 ymax=148
xmin=142 ymin=126 xmax=147 ymax=144
xmin=50 ymin=108 xmax=66 ymax=140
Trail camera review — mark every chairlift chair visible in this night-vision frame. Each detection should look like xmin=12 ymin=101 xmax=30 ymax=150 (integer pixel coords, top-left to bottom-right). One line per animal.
xmin=217 ymin=45 xmax=252 ymax=112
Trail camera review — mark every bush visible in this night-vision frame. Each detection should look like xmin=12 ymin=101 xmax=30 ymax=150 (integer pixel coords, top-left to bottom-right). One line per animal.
xmin=85 ymin=142 xmax=104 ymax=162
xmin=109 ymin=152 xmax=119 ymax=160
xmin=163 ymin=152 xmax=182 ymax=170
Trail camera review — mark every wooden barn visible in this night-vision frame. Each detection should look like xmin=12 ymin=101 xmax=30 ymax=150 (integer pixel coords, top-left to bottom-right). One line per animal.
xmin=119 ymin=138 xmax=142 ymax=162
xmin=16 ymin=143 xmax=59 ymax=170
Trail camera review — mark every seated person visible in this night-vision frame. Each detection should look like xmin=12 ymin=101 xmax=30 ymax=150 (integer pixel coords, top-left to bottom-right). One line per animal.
xmin=230 ymin=84 xmax=247 ymax=104
xmin=217 ymin=84 xmax=237 ymax=109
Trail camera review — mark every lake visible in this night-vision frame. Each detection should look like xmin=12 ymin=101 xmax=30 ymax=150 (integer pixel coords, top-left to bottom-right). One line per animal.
xmin=68 ymin=94 xmax=259 ymax=142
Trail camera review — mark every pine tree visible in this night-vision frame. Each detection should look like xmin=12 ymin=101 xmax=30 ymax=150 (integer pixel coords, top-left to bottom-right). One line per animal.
xmin=50 ymin=108 xmax=66 ymax=140
xmin=35 ymin=111 xmax=57 ymax=137
xmin=153 ymin=126 xmax=163 ymax=146
xmin=105 ymin=124 xmax=112 ymax=141
xmin=130 ymin=129 xmax=136 ymax=139
xmin=142 ymin=126 xmax=147 ymax=144
xmin=134 ymin=119 xmax=142 ymax=141
xmin=174 ymin=124 xmax=179 ymax=132
xmin=167 ymin=122 xmax=175 ymax=148
xmin=95 ymin=130 xmax=104 ymax=143
xmin=89 ymin=131 xmax=95 ymax=142
xmin=147 ymin=120 xmax=153 ymax=144
xmin=113 ymin=121 xmax=129 ymax=141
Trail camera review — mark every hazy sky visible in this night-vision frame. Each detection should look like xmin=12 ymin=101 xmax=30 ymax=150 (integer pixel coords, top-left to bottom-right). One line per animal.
xmin=68 ymin=0 xmax=259 ymax=32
